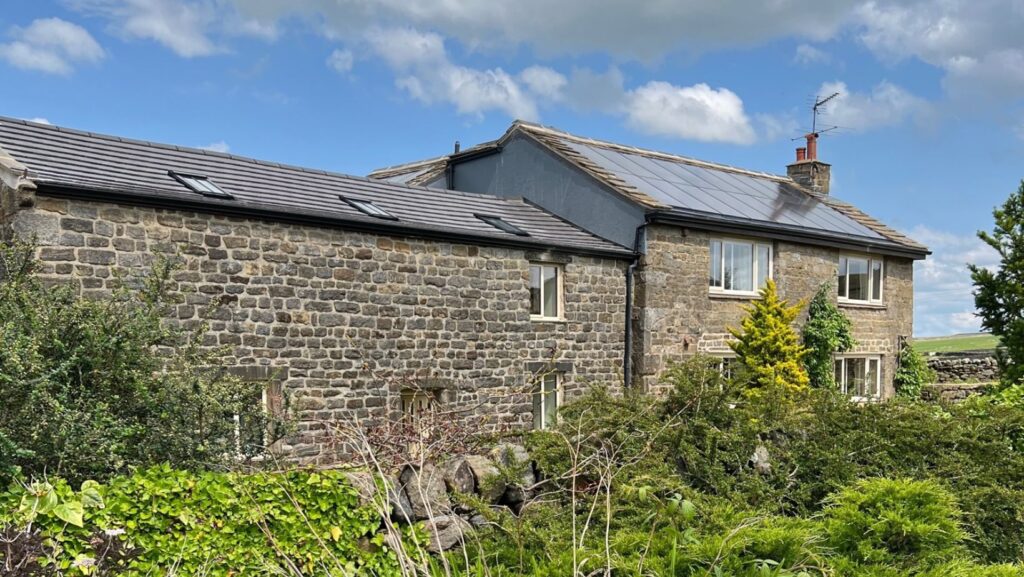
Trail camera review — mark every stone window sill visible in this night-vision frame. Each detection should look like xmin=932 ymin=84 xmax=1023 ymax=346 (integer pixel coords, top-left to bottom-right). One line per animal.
xmin=838 ymin=301 xmax=887 ymax=311
xmin=708 ymin=291 xmax=759 ymax=301
xmin=531 ymin=316 xmax=568 ymax=324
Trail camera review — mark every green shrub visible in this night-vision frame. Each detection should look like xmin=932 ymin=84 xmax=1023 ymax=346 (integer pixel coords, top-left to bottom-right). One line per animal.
xmin=802 ymin=282 xmax=855 ymax=390
xmin=0 ymin=466 xmax=405 ymax=576
xmin=0 ymin=241 xmax=278 ymax=484
xmin=728 ymin=279 xmax=810 ymax=396
xmin=824 ymin=478 xmax=965 ymax=569
xmin=894 ymin=342 xmax=936 ymax=398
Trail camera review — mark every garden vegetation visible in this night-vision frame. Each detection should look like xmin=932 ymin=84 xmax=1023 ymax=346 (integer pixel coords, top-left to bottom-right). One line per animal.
xmin=3 ymin=239 xmax=1024 ymax=575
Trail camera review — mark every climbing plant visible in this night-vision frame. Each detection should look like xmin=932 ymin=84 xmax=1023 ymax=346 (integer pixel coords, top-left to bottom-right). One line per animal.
xmin=894 ymin=340 xmax=935 ymax=399
xmin=802 ymin=282 xmax=855 ymax=389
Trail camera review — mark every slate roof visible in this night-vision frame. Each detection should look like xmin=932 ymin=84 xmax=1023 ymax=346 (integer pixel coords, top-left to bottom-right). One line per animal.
xmin=0 ymin=117 xmax=631 ymax=258
xmin=371 ymin=121 xmax=928 ymax=256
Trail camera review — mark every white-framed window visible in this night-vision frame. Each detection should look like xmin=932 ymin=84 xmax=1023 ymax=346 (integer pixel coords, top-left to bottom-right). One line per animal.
xmin=834 ymin=356 xmax=882 ymax=400
xmin=709 ymin=238 xmax=772 ymax=295
xmin=838 ymin=255 xmax=884 ymax=304
xmin=401 ymin=389 xmax=438 ymax=421
xmin=533 ymin=373 xmax=560 ymax=430
xmin=717 ymin=356 xmax=738 ymax=379
xmin=529 ymin=263 xmax=562 ymax=320
xmin=232 ymin=381 xmax=283 ymax=457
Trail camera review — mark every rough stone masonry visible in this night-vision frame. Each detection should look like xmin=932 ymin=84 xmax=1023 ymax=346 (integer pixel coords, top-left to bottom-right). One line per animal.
xmin=635 ymin=225 xmax=915 ymax=396
xmin=2 ymin=186 xmax=628 ymax=464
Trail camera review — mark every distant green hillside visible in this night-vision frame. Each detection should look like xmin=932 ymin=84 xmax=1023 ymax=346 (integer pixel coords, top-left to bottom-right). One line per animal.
xmin=914 ymin=333 xmax=1000 ymax=354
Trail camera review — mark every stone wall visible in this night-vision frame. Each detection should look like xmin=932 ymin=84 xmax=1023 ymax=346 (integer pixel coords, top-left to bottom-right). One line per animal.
xmin=635 ymin=225 xmax=914 ymax=396
xmin=6 ymin=192 xmax=628 ymax=464
xmin=926 ymin=352 xmax=999 ymax=384
xmin=921 ymin=382 xmax=988 ymax=403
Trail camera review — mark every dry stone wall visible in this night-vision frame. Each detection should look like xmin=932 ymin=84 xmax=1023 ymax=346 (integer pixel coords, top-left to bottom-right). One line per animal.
xmin=926 ymin=352 xmax=999 ymax=383
xmin=8 ymin=193 xmax=628 ymax=464
xmin=635 ymin=224 xmax=914 ymax=396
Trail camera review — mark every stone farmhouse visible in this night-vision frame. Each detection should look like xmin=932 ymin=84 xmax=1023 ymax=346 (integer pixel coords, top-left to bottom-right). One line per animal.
xmin=0 ymin=118 xmax=630 ymax=462
xmin=371 ymin=121 xmax=929 ymax=396
xmin=0 ymin=116 xmax=928 ymax=461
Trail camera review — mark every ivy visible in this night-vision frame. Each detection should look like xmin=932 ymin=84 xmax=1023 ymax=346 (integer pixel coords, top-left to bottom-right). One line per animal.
xmin=802 ymin=282 xmax=855 ymax=390
xmin=0 ymin=467 xmax=408 ymax=576
xmin=894 ymin=341 xmax=936 ymax=399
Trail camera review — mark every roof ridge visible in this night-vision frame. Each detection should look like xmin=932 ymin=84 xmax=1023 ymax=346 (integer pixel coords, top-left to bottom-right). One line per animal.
xmin=511 ymin=120 xmax=794 ymax=184
xmin=367 ymin=155 xmax=449 ymax=177
xmin=0 ymin=115 xmax=528 ymax=206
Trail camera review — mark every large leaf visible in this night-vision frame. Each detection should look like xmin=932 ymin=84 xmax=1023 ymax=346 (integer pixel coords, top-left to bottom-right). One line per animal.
xmin=81 ymin=480 xmax=105 ymax=509
xmin=52 ymin=500 xmax=85 ymax=527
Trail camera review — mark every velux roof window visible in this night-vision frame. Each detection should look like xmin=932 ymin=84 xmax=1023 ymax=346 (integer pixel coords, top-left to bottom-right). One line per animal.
xmin=340 ymin=196 xmax=398 ymax=220
xmin=168 ymin=171 xmax=232 ymax=199
xmin=475 ymin=214 xmax=529 ymax=237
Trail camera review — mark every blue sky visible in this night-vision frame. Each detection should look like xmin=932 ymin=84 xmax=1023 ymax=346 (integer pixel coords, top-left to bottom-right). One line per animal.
xmin=2 ymin=0 xmax=1022 ymax=336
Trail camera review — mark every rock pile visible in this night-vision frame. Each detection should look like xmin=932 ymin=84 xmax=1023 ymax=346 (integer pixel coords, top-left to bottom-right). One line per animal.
xmin=343 ymin=442 xmax=538 ymax=552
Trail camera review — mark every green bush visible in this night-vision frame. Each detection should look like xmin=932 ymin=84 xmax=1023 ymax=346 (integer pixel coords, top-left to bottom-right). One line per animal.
xmin=894 ymin=342 xmax=936 ymax=398
xmin=728 ymin=279 xmax=810 ymax=396
xmin=521 ymin=361 xmax=1024 ymax=569
xmin=0 ymin=466 xmax=405 ymax=576
xmin=824 ymin=478 xmax=964 ymax=569
xmin=0 ymin=241 xmax=277 ymax=484
xmin=802 ymin=282 xmax=855 ymax=390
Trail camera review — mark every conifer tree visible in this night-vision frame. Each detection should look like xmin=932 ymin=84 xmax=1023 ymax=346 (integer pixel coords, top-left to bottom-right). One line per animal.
xmin=971 ymin=180 xmax=1024 ymax=388
xmin=802 ymin=282 xmax=855 ymax=389
xmin=729 ymin=279 xmax=810 ymax=395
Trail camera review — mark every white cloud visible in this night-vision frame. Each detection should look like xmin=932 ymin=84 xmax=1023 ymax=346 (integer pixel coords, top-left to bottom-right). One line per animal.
xmin=814 ymin=80 xmax=929 ymax=132
xmin=365 ymin=28 xmax=539 ymax=120
xmin=624 ymin=82 xmax=756 ymax=145
xmin=27 ymin=117 xmax=51 ymax=125
xmin=855 ymin=0 xmax=1024 ymax=102
xmin=519 ymin=66 xmax=567 ymax=101
xmin=70 ymin=0 xmax=219 ymax=57
xmin=232 ymin=0 xmax=859 ymax=60
xmin=198 ymin=140 xmax=230 ymax=153
xmin=909 ymin=225 xmax=999 ymax=337
xmin=563 ymin=67 xmax=626 ymax=113
xmin=326 ymin=48 xmax=354 ymax=73
xmin=69 ymin=0 xmax=276 ymax=57
xmin=0 ymin=18 xmax=105 ymax=75
xmin=794 ymin=43 xmax=831 ymax=65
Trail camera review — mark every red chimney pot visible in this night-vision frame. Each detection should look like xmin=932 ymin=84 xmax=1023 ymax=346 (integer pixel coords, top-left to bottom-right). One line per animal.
xmin=796 ymin=147 xmax=807 ymax=162
xmin=805 ymin=133 xmax=818 ymax=160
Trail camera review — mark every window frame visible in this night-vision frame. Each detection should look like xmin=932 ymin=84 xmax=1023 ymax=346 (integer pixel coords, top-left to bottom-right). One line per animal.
xmin=168 ymin=170 xmax=233 ymax=199
xmin=533 ymin=372 xmax=562 ymax=430
xmin=401 ymin=388 xmax=439 ymax=422
xmin=837 ymin=254 xmax=884 ymax=305
xmin=225 ymin=367 xmax=286 ymax=460
xmin=529 ymin=263 xmax=564 ymax=321
xmin=708 ymin=236 xmax=773 ymax=297
xmin=340 ymin=196 xmax=399 ymax=220
xmin=717 ymin=355 xmax=738 ymax=380
xmin=475 ymin=214 xmax=530 ymax=237
xmin=833 ymin=355 xmax=883 ymax=401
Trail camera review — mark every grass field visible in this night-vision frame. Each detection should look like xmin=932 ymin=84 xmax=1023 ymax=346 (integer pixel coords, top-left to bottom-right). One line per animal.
xmin=914 ymin=333 xmax=1000 ymax=354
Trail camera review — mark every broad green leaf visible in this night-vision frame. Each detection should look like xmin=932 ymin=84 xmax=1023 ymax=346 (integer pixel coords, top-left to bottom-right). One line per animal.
xmin=53 ymin=500 xmax=85 ymax=527
xmin=81 ymin=481 xmax=104 ymax=509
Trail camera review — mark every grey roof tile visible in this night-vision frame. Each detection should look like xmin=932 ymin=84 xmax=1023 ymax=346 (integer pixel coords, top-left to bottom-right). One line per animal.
xmin=0 ymin=117 xmax=630 ymax=257
xmin=370 ymin=121 xmax=927 ymax=255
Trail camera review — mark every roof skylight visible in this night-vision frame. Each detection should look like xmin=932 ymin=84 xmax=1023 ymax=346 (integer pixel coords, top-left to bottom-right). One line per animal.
xmin=475 ymin=214 xmax=529 ymax=236
xmin=340 ymin=196 xmax=398 ymax=220
xmin=168 ymin=171 xmax=232 ymax=199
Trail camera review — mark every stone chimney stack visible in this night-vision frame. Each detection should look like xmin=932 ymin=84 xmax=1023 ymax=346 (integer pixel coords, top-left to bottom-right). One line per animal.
xmin=786 ymin=133 xmax=831 ymax=194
